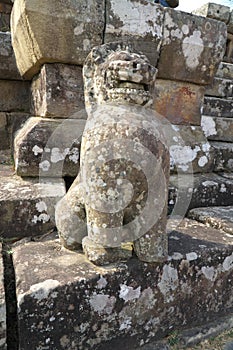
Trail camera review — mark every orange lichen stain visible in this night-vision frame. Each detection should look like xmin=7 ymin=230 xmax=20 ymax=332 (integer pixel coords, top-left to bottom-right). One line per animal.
xmin=180 ymin=87 xmax=195 ymax=98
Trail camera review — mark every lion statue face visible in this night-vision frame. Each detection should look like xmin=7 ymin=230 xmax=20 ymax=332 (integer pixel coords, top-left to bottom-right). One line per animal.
xmin=83 ymin=42 xmax=157 ymax=109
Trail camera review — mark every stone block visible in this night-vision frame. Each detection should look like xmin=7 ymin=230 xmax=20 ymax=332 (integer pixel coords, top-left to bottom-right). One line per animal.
xmin=105 ymin=0 xmax=164 ymax=67
xmin=0 ymin=113 xmax=9 ymax=150
xmin=211 ymin=141 xmax=233 ymax=172
xmin=205 ymin=77 xmax=233 ymax=98
xmin=0 ymin=12 xmax=10 ymax=31
xmin=201 ymin=116 xmax=233 ymax=142
xmin=0 ymin=245 xmax=6 ymax=350
xmin=203 ymin=97 xmax=233 ymax=118
xmin=216 ymin=62 xmax=233 ymax=80
xmin=225 ymin=33 xmax=233 ymax=64
xmin=188 ymin=206 xmax=233 ymax=235
xmin=0 ymin=165 xmax=66 ymax=240
xmin=31 ymin=63 xmax=85 ymax=118
xmin=169 ymin=125 xmax=214 ymax=174
xmin=228 ymin=10 xmax=233 ymax=34
xmin=157 ymin=9 xmax=227 ymax=85
xmin=169 ymin=173 xmax=233 ymax=213
xmin=0 ymin=80 xmax=30 ymax=112
xmin=6 ymin=112 xmax=30 ymax=150
xmin=12 ymin=224 xmax=233 ymax=349
xmin=11 ymin=0 xmax=105 ymax=79
xmin=0 ymin=32 xmax=22 ymax=80
xmin=192 ymin=3 xmax=230 ymax=24
xmin=14 ymin=117 xmax=86 ymax=177
xmin=154 ymin=79 xmax=204 ymax=125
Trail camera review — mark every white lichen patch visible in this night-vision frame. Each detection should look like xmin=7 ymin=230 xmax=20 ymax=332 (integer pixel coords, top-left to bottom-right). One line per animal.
xmin=198 ymin=155 xmax=208 ymax=167
xmin=201 ymin=116 xmax=217 ymax=137
xmin=51 ymin=148 xmax=70 ymax=163
xmin=222 ymin=254 xmax=233 ymax=272
xmin=30 ymin=279 xmax=60 ymax=301
xmin=119 ymin=284 xmax=141 ymax=302
xmin=39 ymin=160 xmax=51 ymax=172
xmin=32 ymin=145 xmax=43 ymax=156
xmin=32 ymin=213 xmax=50 ymax=224
xmin=97 ymin=276 xmax=108 ymax=289
xmin=186 ymin=252 xmax=198 ymax=261
xmin=158 ymin=265 xmax=179 ymax=303
xmin=201 ymin=266 xmax=217 ymax=281
xmin=89 ymin=294 xmax=116 ymax=315
xmin=182 ymin=30 xmax=204 ymax=70
xmin=170 ymin=145 xmax=200 ymax=171
xmin=35 ymin=201 xmax=47 ymax=213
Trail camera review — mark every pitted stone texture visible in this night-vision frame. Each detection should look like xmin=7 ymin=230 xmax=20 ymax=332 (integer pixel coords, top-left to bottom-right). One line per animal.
xmin=0 ymin=80 xmax=30 ymax=112
xmin=192 ymin=3 xmax=230 ymax=24
xmin=169 ymin=173 xmax=233 ymax=213
xmin=216 ymin=62 xmax=233 ymax=80
xmin=12 ymin=225 xmax=233 ymax=350
xmin=11 ymin=0 xmax=105 ymax=79
xmin=211 ymin=141 xmax=233 ymax=172
xmin=205 ymin=77 xmax=233 ymax=98
xmin=0 ymin=32 xmax=22 ymax=80
xmin=105 ymin=0 xmax=164 ymax=66
xmin=0 ymin=165 xmax=66 ymax=240
xmin=188 ymin=206 xmax=233 ymax=235
xmin=31 ymin=63 xmax=85 ymax=118
xmin=201 ymin=116 xmax=233 ymax=142
xmin=157 ymin=8 xmax=227 ymax=85
xmin=203 ymin=97 xmax=233 ymax=118
xmin=0 ymin=245 xmax=6 ymax=350
xmin=169 ymin=125 xmax=214 ymax=174
xmin=154 ymin=80 xmax=204 ymax=125
xmin=14 ymin=117 xmax=85 ymax=177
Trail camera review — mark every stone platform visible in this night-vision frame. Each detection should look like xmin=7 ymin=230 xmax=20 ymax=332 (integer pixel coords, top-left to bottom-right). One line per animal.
xmin=12 ymin=219 xmax=233 ymax=350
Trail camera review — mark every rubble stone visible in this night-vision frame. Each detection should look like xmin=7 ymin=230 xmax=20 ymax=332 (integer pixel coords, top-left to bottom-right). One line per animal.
xmin=154 ymin=79 xmax=204 ymax=125
xmin=0 ymin=244 xmax=6 ymax=350
xmin=211 ymin=141 xmax=233 ymax=172
xmin=192 ymin=3 xmax=230 ymax=24
xmin=0 ymin=165 xmax=66 ymax=240
xmin=12 ymin=222 xmax=233 ymax=349
xmin=11 ymin=0 xmax=105 ymax=79
xmin=202 ymin=116 xmax=233 ymax=142
xmin=14 ymin=117 xmax=85 ymax=177
xmin=188 ymin=206 xmax=233 ymax=235
xmin=157 ymin=8 xmax=227 ymax=85
xmin=31 ymin=63 xmax=85 ymax=118
xmin=0 ymin=80 xmax=30 ymax=112
xmin=105 ymin=0 xmax=164 ymax=66
xmin=0 ymin=32 xmax=22 ymax=80
xmin=216 ymin=62 xmax=233 ymax=80
xmin=203 ymin=97 xmax=233 ymax=118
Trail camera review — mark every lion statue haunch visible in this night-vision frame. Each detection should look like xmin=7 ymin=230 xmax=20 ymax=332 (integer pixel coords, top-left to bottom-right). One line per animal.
xmin=55 ymin=42 xmax=170 ymax=265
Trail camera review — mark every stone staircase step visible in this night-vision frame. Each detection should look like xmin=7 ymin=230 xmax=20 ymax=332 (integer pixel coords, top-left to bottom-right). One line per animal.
xmin=188 ymin=206 xmax=233 ymax=235
xmin=169 ymin=173 xmax=233 ymax=214
xmin=201 ymin=115 xmax=233 ymax=142
xmin=0 ymin=165 xmax=66 ymax=241
xmin=203 ymin=97 xmax=233 ymax=118
xmin=12 ymin=219 xmax=233 ymax=349
xmin=205 ymin=77 xmax=233 ymax=98
xmin=211 ymin=141 xmax=233 ymax=172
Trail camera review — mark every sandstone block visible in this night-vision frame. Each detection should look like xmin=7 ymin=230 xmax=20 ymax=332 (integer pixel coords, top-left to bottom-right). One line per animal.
xmin=154 ymin=80 xmax=204 ymax=125
xmin=228 ymin=10 xmax=233 ymax=34
xmin=203 ymin=97 xmax=233 ymax=118
xmin=188 ymin=206 xmax=233 ymax=235
xmin=0 ymin=113 xmax=9 ymax=150
xmin=11 ymin=0 xmax=105 ymax=79
xmin=0 ymin=245 xmax=6 ymax=350
xmin=0 ymin=165 xmax=66 ymax=240
xmin=6 ymin=112 xmax=29 ymax=150
xmin=201 ymin=116 xmax=233 ymax=142
xmin=105 ymin=0 xmax=164 ymax=66
xmin=157 ymin=9 xmax=227 ymax=85
xmin=192 ymin=3 xmax=230 ymax=24
xmin=0 ymin=32 xmax=22 ymax=80
xmin=211 ymin=141 xmax=233 ymax=172
xmin=205 ymin=77 xmax=233 ymax=98
xmin=216 ymin=62 xmax=233 ymax=80
xmin=169 ymin=173 xmax=233 ymax=212
xmin=0 ymin=80 xmax=30 ymax=112
xmin=14 ymin=117 xmax=86 ymax=177
xmin=31 ymin=63 xmax=85 ymax=118
xmin=12 ymin=226 xmax=233 ymax=349
xmin=0 ymin=12 xmax=10 ymax=32
xmin=169 ymin=125 xmax=214 ymax=174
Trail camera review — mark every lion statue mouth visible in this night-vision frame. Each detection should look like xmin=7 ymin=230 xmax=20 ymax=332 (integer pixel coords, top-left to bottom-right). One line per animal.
xmin=83 ymin=43 xmax=157 ymax=108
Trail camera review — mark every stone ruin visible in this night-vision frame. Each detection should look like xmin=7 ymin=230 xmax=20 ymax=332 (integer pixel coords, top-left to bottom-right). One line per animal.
xmin=0 ymin=0 xmax=233 ymax=349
